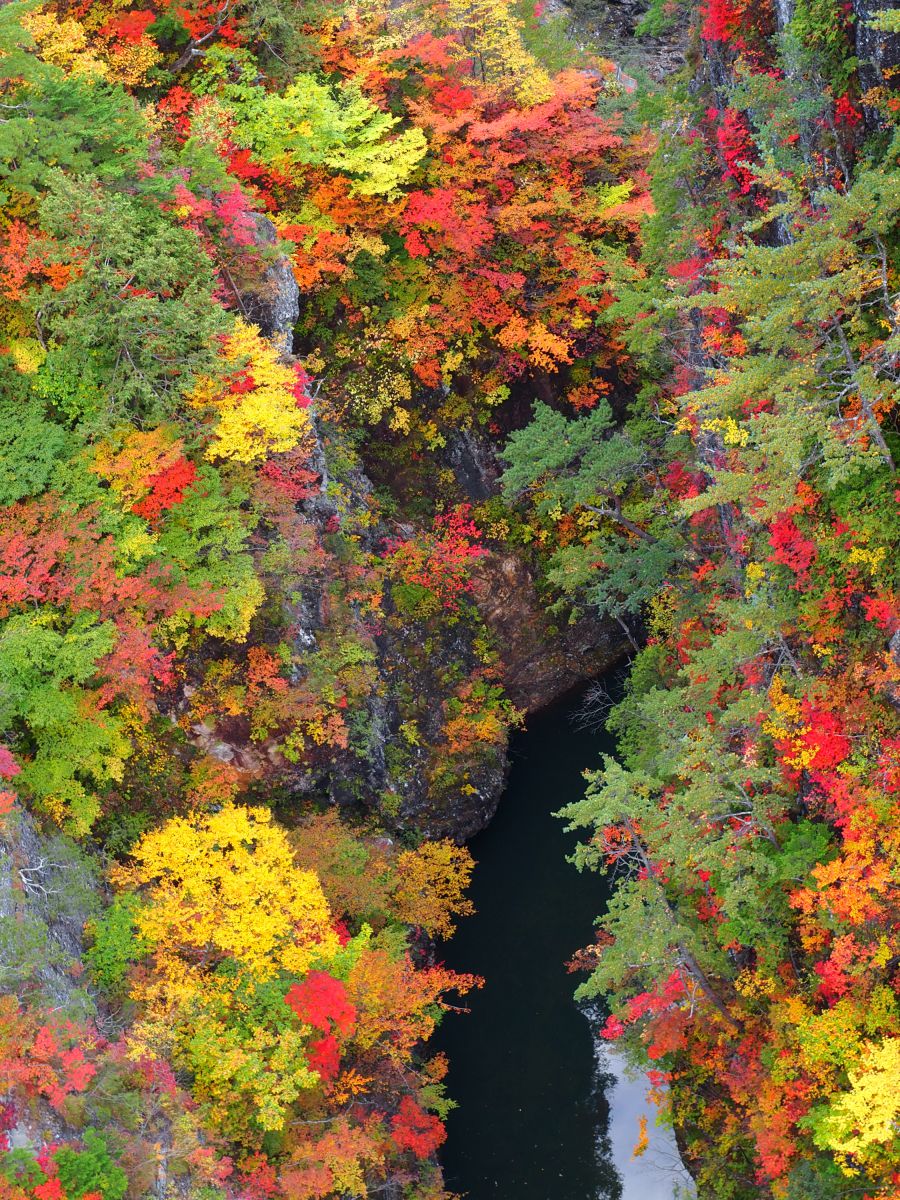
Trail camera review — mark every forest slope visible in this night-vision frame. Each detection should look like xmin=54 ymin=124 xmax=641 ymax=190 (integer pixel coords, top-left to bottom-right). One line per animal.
xmin=0 ymin=0 xmax=898 ymax=1196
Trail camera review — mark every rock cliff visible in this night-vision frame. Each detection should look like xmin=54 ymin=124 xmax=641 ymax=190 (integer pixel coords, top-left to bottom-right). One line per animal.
xmin=191 ymin=221 xmax=630 ymax=842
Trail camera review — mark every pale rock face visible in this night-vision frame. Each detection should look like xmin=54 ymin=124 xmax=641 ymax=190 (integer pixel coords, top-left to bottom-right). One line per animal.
xmin=853 ymin=0 xmax=900 ymax=98
xmin=0 ymin=806 xmax=97 ymax=1015
xmin=241 ymin=213 xmax=301 ymax=355
xmin=773 ymin=0 xmax=794 ymax=29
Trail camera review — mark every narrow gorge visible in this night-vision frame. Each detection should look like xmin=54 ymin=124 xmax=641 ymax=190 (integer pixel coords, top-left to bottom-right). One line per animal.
xmin=0 ymin=0 xmax=898 ymax=1197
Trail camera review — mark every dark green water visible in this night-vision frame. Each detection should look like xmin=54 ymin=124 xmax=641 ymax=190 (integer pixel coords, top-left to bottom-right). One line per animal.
xmin=433 ymin=687 xmax=623 ymax=1200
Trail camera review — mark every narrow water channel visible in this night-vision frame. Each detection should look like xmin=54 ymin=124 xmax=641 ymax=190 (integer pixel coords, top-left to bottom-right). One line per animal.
xmin=434 ymin=683 xmax=692 ymax=1200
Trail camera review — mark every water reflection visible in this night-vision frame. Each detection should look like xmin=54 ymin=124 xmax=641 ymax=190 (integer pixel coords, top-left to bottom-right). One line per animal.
xmin=433 ymin=685 xmax=693 ymax=1200
xmin=600 ymin=1045 xmax=696 ymax=1199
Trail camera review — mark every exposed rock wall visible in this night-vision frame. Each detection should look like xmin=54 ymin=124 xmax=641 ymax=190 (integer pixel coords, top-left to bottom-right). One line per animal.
xmin=240 ymin=213 xmax=302 ymax=354
xmin=470 ymin=553 xmax=626 ymax=713
xmin=563 ymin=0 xmax=689 ymax=78
xmin=854 ymin=0 xmax=900 ymax=103
xmin=0 ymin=807 xmax=97 ymax=1016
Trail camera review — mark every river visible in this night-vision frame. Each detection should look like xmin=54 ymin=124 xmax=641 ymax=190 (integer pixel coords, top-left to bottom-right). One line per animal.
xmin=433 ymin=684 xmax=695 ymax=1200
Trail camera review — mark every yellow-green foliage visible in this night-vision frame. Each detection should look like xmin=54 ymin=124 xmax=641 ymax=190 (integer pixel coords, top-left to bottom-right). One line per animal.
xmin=189 ymin=319 xmax=312 ymax=464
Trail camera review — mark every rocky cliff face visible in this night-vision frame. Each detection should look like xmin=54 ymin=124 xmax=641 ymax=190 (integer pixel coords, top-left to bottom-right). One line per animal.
xmin=439 ymin=426 xmax=628 ymax=713
xmin=203 ymin=221 xmax=628 ymax=843
xmin=470 ymin=553 xmax=625 ymax=713
xmin=0 ymin=808 xmax=99 ymax=1151
xmin=854 ymin=0 xmax=900 ymax=107
xmin=240 ymin=214 xmax=302 ymax=355
xmin=0 ymin=808 xmax=97 ymax=1015
xmin=564 ymin=0 xmax=689 ymax=78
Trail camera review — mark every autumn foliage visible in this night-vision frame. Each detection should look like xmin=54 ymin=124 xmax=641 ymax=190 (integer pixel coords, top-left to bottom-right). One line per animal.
xmin=2 ymin=0 xmax=896 ymax=1193
xmin=499 ymin=0 xmax=900 ymax=1194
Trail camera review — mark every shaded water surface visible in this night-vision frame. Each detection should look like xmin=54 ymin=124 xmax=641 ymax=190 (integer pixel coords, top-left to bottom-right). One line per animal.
xmin=434 ymin=685 xmax=690 ymax=1200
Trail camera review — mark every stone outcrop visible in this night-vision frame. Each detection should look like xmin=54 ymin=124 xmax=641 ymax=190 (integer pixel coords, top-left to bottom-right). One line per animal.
xmin=562 ymin=0 xmax=689 ymax=79
xmin=854 ymin=0 xmax=900 ymax=93
xmin=0 ymin=807 xmax=96 ymax=1016
xmin=240 ymin=213 xmax=301 ymax=354
xmin=470 ymin=552 xmax=627 ymax=713
xmin=444 ymin=429 xmax=500 ymax=501
xmin=0 ymin=809 xmax=101 ymax=1150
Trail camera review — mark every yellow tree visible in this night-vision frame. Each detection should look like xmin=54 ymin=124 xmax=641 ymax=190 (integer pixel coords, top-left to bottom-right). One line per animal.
xmin=112 ymin=802 xmax=341 ymax=1006
xmin=391 ymin=840 xmax=475 ymax=938
xmin=189 ymin=319 xmax=312 ymax=465
xmin=445 ymin=0 xmax=552 ymax=103
xmin=813 ymin=1038 xmax=900 ymax=1177
xmin=112 ymin=804 xmax=348 ymax=1141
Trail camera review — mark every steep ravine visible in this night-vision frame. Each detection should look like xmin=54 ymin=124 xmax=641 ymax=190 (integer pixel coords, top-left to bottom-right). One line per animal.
xmin=196 ymin=88 xmax=660 ymax=1196
xmin=189 ymin=228 xmax=630 ymax=842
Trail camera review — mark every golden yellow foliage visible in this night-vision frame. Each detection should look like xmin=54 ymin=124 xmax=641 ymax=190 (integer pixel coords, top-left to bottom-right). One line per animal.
xmin=20 ymin=9 xmax=109 ymax=77
xmin=102 ymin=38 xmax=162 ymax=87
xmin=6 ymin=336 xmax=45 ymax=374
xmin=189 ymin=319 xmax=312 ymax=464
xmin=445 ymin=0 xmax=552 ymax=104
xmin=814 ymin=1037 xmax=900 ymax=1173
xmin=111 ymin=805 xmax=359 ymax=1141
xmin=391 ymin=840 xmax=475 ymax=939
xmin=113 ymin=803 xmax=340 ymax=1002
